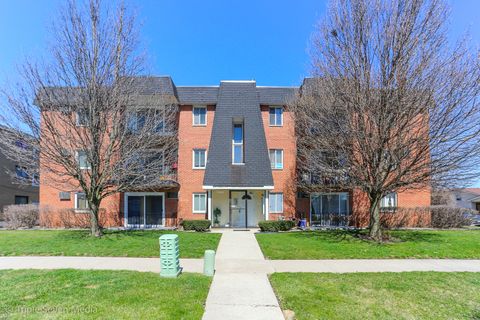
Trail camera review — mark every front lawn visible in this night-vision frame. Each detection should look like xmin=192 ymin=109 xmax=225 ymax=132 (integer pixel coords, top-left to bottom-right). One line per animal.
xmin=256 ymin=229 xmax=480 ymax=259
xmin=0 ymin=230 xmax=221 ymax=258
xmin=270 ymin=272 xmax=480 ymax=320
xmin=0 ymin=269 xmax=210 ymax=319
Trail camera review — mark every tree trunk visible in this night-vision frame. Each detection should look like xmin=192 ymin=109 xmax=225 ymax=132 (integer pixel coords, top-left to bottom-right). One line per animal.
xmin=89 ymin=204 xmax=103 ymax=237
xmin=368 ymin=196 xmax=382 ymax=241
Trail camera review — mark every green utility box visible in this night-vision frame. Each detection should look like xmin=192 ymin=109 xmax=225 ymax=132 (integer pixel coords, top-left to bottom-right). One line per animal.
xmin=159 ymin=234 xmax=181 ymax=278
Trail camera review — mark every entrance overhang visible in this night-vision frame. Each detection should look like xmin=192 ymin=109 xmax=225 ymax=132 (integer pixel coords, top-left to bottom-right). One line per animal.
xmin=203 ymin=185 xmax=274 ymax=190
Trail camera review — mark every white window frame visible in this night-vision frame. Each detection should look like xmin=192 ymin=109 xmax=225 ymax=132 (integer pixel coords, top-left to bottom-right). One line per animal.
xmin=74 ymin=192 xmax=89 ymax=212
xmin=381 ymin=192 xmax=398 ymax=211
xmin=192 ymin=106 xmax=207 ymax=126
xmin=269 ymin=192 xmax=284 ymax=213
xmin=192 ymin=149 xmax=207 ymax=169
xmin=269 ymin=149 xmax=284 ymax=169
xmin=76 ymin=150 xmax=91 ymax=170
xmin=232 ymin=122 xmax=244 ymax=165
xmin=269 ymin=106 xmax=283 ymax=126
xmin=192 ymin=192 xmax=207 ymax=213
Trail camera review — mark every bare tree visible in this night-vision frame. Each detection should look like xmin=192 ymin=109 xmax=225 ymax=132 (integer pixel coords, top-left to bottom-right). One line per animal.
xmin=0 ymin=0 xmax=178 ymax=236
xmin=292 ymin=0 xmax=480 ymax=240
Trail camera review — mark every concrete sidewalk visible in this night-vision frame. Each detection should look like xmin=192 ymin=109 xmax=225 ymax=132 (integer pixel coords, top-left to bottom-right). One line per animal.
xmin=202 ymin=230 xmax=284 ymax=320
xmin=2 ymin=255 xmax=480 ymax=274
xmin=270 ymin=259 xmax=480 ymax=273
xmin=0 ymin=256 xmax=204 ymax=273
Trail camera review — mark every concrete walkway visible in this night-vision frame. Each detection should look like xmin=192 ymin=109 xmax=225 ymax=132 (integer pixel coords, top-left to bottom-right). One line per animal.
xmin=202 ymin=230 xmax=284 ymax=320
xmin=270 ymin=259 xmax=480 ymax=273
xmin=3 ymin=256 xmax=480 ymax=274
xmin=0 ymin=256 xmax=204 ymax=273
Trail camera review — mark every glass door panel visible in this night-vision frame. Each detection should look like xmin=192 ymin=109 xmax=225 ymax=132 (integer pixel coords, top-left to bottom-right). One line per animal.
xmin=146 ymin=195 xmax=163 ymax=225
xmin=311 ymin=193 xmax=349 ymax=227
xmin=230 ymin=191 xmax=246 ymax=228
xmin=127 ymin=196 xmax=144 ymax=225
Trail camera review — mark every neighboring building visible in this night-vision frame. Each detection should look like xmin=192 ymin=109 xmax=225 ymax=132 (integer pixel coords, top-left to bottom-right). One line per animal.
xmin=0 ymin=128 xmax=39 ymax=212
xmin=446 ymin=189 xmax=480 ymax=212
xmin=39 ymin=76 xmax=431 ymax=228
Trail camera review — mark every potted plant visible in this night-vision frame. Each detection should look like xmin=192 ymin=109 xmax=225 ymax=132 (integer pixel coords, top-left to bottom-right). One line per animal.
xmin=213 ymin=207 xmax=222 ymax=227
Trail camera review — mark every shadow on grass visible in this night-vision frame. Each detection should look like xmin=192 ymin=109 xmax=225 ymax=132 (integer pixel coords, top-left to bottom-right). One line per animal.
xmin=288 ymin=229 xmax=444 ymax=245
xmin=50 ymin=229 xmax=172 ymax=242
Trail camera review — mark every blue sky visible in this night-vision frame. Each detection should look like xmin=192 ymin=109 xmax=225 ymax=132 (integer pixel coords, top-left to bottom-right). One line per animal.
xmin=0 ymin=0 xmax=479 ymax=186
xmin=1 ymin=0 xmax=479 ymax=87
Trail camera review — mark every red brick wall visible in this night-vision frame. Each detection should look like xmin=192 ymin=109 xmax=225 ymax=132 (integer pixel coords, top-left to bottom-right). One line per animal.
xmin=176 ymin=105 xmax=215 ymax=222
xmin=39 ymin=102 xmax=432 ymax=229
xmin=261 ymin=105 xmax=297 ymax=220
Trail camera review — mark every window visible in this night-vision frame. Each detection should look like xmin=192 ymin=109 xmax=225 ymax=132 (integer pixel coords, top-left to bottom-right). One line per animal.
xmin=311 ymin=193 xmax=350 ymax=226
xmin=59 ymin=192 xmax=71 ymax=200
xmin=193 ymin=193 xmax=207 ymax=213
xmin=127 ymin=108 xmax=165 ymax=133
xmin=14 ymin=195 xmax=28 ymax=205
xmin=15 ymin=165 xmax=29 ymax=179
xmin=193 ymin=149 xmax=206 ymax=169
xmin=32 ymin=174 xmax=39 ymax=186
xmin=75 ymin=192 xmax=89 ymax=210
xmin=232 ymin=122 xmax=244 ymax=164
xmin=269 ymin=107 xmax=283 ymax=126
xmin=77 ymin=151 xmax=90 ymax=169
xmin=269 ymin=149 xmax=283 ymax=169
xmin=269 ymin=193 xmax=283 ymax=213
xmin=76 ymin=109 xmax=89 ymax=126
xmin=167 ymin=192 xmax=178 ymax=199
xmin=193 ymin=106 xmax=207 ymax=126
xmin=381 ymin=192 xmax=397 ymax=210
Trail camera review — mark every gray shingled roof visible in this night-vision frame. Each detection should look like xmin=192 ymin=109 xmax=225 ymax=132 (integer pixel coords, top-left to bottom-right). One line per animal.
xmin=257 ymin=87 xmax=297 ymax=105
xmin=128 ymin=76 xmax=177 ymax=95
xmin=176 ymin=87 xmax=219 ymax=104
xmin=36 ymin=77 xmax=300 ymax=106
xmin=203 ymin=81 xmax=274 ymax=188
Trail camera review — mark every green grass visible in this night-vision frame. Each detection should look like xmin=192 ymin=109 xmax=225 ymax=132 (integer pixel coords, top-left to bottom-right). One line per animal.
xmin=270 ymin=272 xmax=480 ymax=320
xmin=0 ymin=269 xmax=210 ymax=319
xmin=256 ymin=229 xmax=480 ymax=259
xmin=0 ymin=230 xmax=221 ymax=258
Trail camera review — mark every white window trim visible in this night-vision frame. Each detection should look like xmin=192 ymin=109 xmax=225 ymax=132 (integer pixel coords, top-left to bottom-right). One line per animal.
xmin=192 ymin=106 xmax=207 ymax=126
xmin=74 ymin=192 xmax=90 ymax=212
xmin=192 ymin=192 xmax=207 ymax=213
xmin=192 ymin=149 xmax=207 ymax=169
xmin=269 ymin=149 xmax=284 ymax=170
xmin=269 ymin=106 xmax=283 ymax=127
xmin=232 ymin=122 xmax=244 ymax=165
xmin=381 ymin=192 xmax=398 ymax=210
xmin=269 ymin=192 xmax=284 ymax=213
xmin=76 ymin=150 xmax=91 ymax=170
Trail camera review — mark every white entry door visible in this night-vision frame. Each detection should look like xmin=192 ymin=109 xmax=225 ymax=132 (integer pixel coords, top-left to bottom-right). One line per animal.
xmin=230 ymin=191 xmax=259 ymax=228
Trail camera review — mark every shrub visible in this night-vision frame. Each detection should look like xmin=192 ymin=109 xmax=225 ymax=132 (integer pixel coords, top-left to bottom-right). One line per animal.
xmin=380 ymin=207 xmax=431 ymax=228
xmin=431 ymin=206 xmax=474 ymax=228
xmin=4 ymin=204 xmax=39 ymax=229
xmin=181 ymin=219 xmax=211 ymax=232
xmin=258 ymin=220 xmax=295 ymax=232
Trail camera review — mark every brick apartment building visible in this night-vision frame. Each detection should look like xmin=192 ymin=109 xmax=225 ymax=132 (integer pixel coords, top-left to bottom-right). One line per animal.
xmin=39 ymin=77 xmax=430 ymax=228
